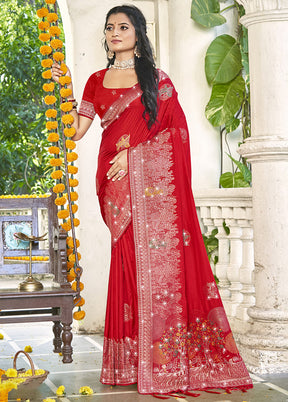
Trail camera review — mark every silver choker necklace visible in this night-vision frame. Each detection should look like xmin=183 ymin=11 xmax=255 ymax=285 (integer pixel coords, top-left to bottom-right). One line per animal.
xmin=110 ymin=58 xmax=135 ymax=70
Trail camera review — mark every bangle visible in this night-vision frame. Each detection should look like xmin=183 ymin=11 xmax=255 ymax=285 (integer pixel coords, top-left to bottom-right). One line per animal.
xmin=62 ymin=98 xmax=76 ymax=103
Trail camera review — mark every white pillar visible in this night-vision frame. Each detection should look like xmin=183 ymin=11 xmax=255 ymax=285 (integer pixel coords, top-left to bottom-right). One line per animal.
xmin=237 ymin=0 xmax=288 ymax=373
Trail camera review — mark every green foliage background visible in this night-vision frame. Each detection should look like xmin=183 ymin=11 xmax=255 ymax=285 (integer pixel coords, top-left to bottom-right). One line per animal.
xmin=0 ymin=0 xmax=54 ymax=194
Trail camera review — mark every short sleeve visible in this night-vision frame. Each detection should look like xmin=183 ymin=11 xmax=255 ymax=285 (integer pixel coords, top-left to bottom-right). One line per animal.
xmin=78 ymin=74 xmax=97 ymax=120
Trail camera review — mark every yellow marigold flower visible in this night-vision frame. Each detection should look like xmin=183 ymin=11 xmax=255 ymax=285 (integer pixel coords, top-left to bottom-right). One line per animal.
xmin=24 ymin=345 xmax=33 ymax=353
xmin=46 ymin=121 xmax=58 ymax=130
xmin=59 ymin=76 xmax=72 ymax=86
xmin=0 ymin=333 xmax=4 ymax=339
xmin=48 ymin=146 xmax=60 ymax=154
xmin=66 ymin=152 xmax=78 ymax=162
xmin=67 ymin=248 xmax=73 ymax=257
xmin=44 ymin=95 xmax=57 ymax=105
xmin=41 ymin=58 xmax=53 ymax=68
xmin=46 ymin=109 xmax=57 ymax=119
xmin=67 ymin=237 xmax=80 ymax=248
xmin=60 ymin=88 xmax=72 ymax=98
xmin=67 ymin=269 xmax=76 ymax=282
xmin=40 ymin=45 xmax=52 ymax=55
xmin=61 ymin=222 xmax=71 ymax=232
xmin=50 ymin=158 xmax=62 ymax=167
xmin=69 ymin=191 xmax=78 ymax=201
xmin=68 ymin=252 xmax=81 ymax=263
xmin=43 ymin=399 xmax=56 ymax=402
xmin=47 ymin=132 xmax=59 ymax=142
xmin=69 ymin=178 xmax=79 ymax=187
xmin=79 ymin=386 xmax=93 ymax=395
xmin=45 ymin=0 xmax=56 ymax=4
xmin=50 ymin=39 xmax=63 ymax=49
xmin=36 ymin=7 xmax=49 ymax=18
xmin=74 ymin=296 xmax=85 ymax=307
xmin=53 ymin=52 xmax=65 ymax=62
xmin=66 ymin=218 xmax=80 ymax=228
xmin=47 ymin=12 xmax=58 ymax=22
xmin=68 ymin=165 xmax=78 ymax=174
xmin=38 ymin=21 xmax=50 ymax=31
xmin=42 ymin=69 xmax=52 ymax=79
xmin=55 ymin=196 xmax=66 ymax=206
xmin=69 ymin=204 xmax=78 ymax=214
xmin=51 ymin=170 xmax=63 ymax=180
xmin=53 ymin=183 xmax=65 ymax=194
xmin=66 ymin=139 xmax=76 ymax=150
xmin=62 ymin=114 xmax=74 ymax=126
xmin=35 ymin=369 xmax=45 ymax=375
xmin=67 ymin=261 xmax=74 ymax=270
xmin=49 ymin=26 xmax=61 ymax=37
xmin=60 ymin=102 xmax=73 ymax=112
xmin=58 ymin=210 xmax=69 ymax=220
xmin=64 ymin=127 xmax=76 ymax=138
xmin=43 ymin=82 xmax=55 ymax=92
xmin=60 ymin=63 xmax=68 ymax=74
xmin=39 ymin=33 xmax=50 ymax=42
xmin=5 ymin=368 xmax=18 ymax=377
xmin=56 ymin=385 xmax=66 ymax=396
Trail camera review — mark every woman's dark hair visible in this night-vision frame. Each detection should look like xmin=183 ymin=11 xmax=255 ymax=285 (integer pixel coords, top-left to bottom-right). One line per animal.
xmin=104 ymin=5 xmax=159 ymax=129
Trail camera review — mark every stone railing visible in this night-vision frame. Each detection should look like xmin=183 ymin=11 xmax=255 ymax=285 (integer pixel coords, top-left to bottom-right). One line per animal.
xmin=194 ymin=188 xmax=255 ymax=335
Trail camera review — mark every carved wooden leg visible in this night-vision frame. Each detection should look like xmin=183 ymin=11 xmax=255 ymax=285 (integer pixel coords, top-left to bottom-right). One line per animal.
xmin=53 ymin=321 xmax=62 ymax=353
xmin=62 ymin=322 xmax=73 ymax=363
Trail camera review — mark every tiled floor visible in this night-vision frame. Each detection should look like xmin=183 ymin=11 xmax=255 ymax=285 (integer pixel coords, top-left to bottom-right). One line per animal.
xmin=0 ymin=323 xmax=288 ymax=401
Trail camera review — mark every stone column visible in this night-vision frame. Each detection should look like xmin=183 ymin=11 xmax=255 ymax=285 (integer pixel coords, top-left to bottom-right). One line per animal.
xmin=237 ymin=0 xmax=288 ymax=373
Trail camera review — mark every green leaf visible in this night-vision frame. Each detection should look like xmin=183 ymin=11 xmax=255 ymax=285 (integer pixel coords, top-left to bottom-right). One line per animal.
xmin=191 ymin=0 xmax=226 ymax=28
xmin=225 ymin=116 xmax=240 ymax=133
xmin=220 ymin=171 xmax=250 ymax=188
xmin=227 ymin=154 xmax=252 ymax=183
xmin=205 ymin=75 xmax=245 ymax=127
xmin=205 ymin=34 xmax=242 ymax=85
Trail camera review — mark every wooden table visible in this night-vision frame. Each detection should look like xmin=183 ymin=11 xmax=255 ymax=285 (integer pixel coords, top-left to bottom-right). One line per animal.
xmin=0 ymin=287 xmax=76 ymax=363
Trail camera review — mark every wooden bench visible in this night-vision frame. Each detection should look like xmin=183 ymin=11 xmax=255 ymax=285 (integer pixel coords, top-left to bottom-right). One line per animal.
xmin=0 ymin=194 xmax=76 ymax=363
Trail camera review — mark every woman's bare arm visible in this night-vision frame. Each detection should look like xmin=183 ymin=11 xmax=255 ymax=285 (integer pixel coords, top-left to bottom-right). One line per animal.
xmin=51 ymin=63 xmax=92 ymax=141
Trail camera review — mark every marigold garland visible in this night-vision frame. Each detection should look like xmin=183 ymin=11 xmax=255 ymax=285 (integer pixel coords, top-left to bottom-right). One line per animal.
xmin=37 ymin=3 xmax=83 ymax=321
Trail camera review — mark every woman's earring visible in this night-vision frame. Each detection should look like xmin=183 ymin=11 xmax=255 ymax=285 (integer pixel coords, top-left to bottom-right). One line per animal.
xmin=107 ymin=50 xmax=115 ymax=60
xmin=134 ymin=45 xmax=141 ymax=58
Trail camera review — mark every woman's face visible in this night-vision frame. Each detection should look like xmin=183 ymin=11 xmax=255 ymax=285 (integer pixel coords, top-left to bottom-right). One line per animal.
xmin=105 ymin=13 xmax=137 ymax=58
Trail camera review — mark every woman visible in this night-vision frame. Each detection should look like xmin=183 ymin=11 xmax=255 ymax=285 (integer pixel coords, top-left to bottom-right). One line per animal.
xmin=52 ymin=4 xmax=253 ymax=396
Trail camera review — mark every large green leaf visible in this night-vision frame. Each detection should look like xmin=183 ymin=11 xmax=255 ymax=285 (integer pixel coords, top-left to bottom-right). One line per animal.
xmin=227 ymin=154 xmax=252 ymax=184
xmin=220 ymin=172 xmax=250 ymax=188
xmin=205 ymin=34 xmax=242 ymax=85
xmin=205 ymin=75 xmax=245 ymax=127
xmin=191 ymin=0 xmax=226 ymax=28
xmin=225 ymin=116 xmax=240 ymax=133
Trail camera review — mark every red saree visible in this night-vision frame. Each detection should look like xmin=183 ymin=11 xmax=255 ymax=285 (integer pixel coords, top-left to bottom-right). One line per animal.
xmin=79 ymin=69 xmax=253 ymax=394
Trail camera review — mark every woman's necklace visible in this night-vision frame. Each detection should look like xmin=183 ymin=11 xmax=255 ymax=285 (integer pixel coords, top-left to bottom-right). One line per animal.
xmin=110 ymin=58 xmax=135 ymax=70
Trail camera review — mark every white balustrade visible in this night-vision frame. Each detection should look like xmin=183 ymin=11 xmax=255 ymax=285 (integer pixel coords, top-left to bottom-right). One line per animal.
xmin=194 ymin=188 xmax=255 ymax=335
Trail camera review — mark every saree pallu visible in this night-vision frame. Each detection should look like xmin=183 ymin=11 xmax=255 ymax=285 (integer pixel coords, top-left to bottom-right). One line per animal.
xmin=96 ymin=71 xmax=253 ymax=394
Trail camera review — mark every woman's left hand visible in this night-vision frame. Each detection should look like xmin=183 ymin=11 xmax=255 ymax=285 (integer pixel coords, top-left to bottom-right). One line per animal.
xmin=107 ymin=149 xmax=128 ymax=181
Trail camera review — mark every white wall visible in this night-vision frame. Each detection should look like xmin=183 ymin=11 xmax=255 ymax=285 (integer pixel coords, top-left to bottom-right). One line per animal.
xmin=58 ymin=0 xmax=222 ymax=332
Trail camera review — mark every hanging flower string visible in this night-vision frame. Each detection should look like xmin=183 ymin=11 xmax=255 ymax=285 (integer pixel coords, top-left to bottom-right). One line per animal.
xmin=37 ymin=0 xmax=85 ymax=321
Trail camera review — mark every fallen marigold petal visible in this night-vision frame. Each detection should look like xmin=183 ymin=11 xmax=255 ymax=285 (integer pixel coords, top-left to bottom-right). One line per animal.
xmin=24 ymin=345 xmax=33 ymax=353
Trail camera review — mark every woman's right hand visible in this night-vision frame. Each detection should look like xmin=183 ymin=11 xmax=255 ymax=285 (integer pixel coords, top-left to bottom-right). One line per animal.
xmin=51 ymin=63 xmax=71 ymax=84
